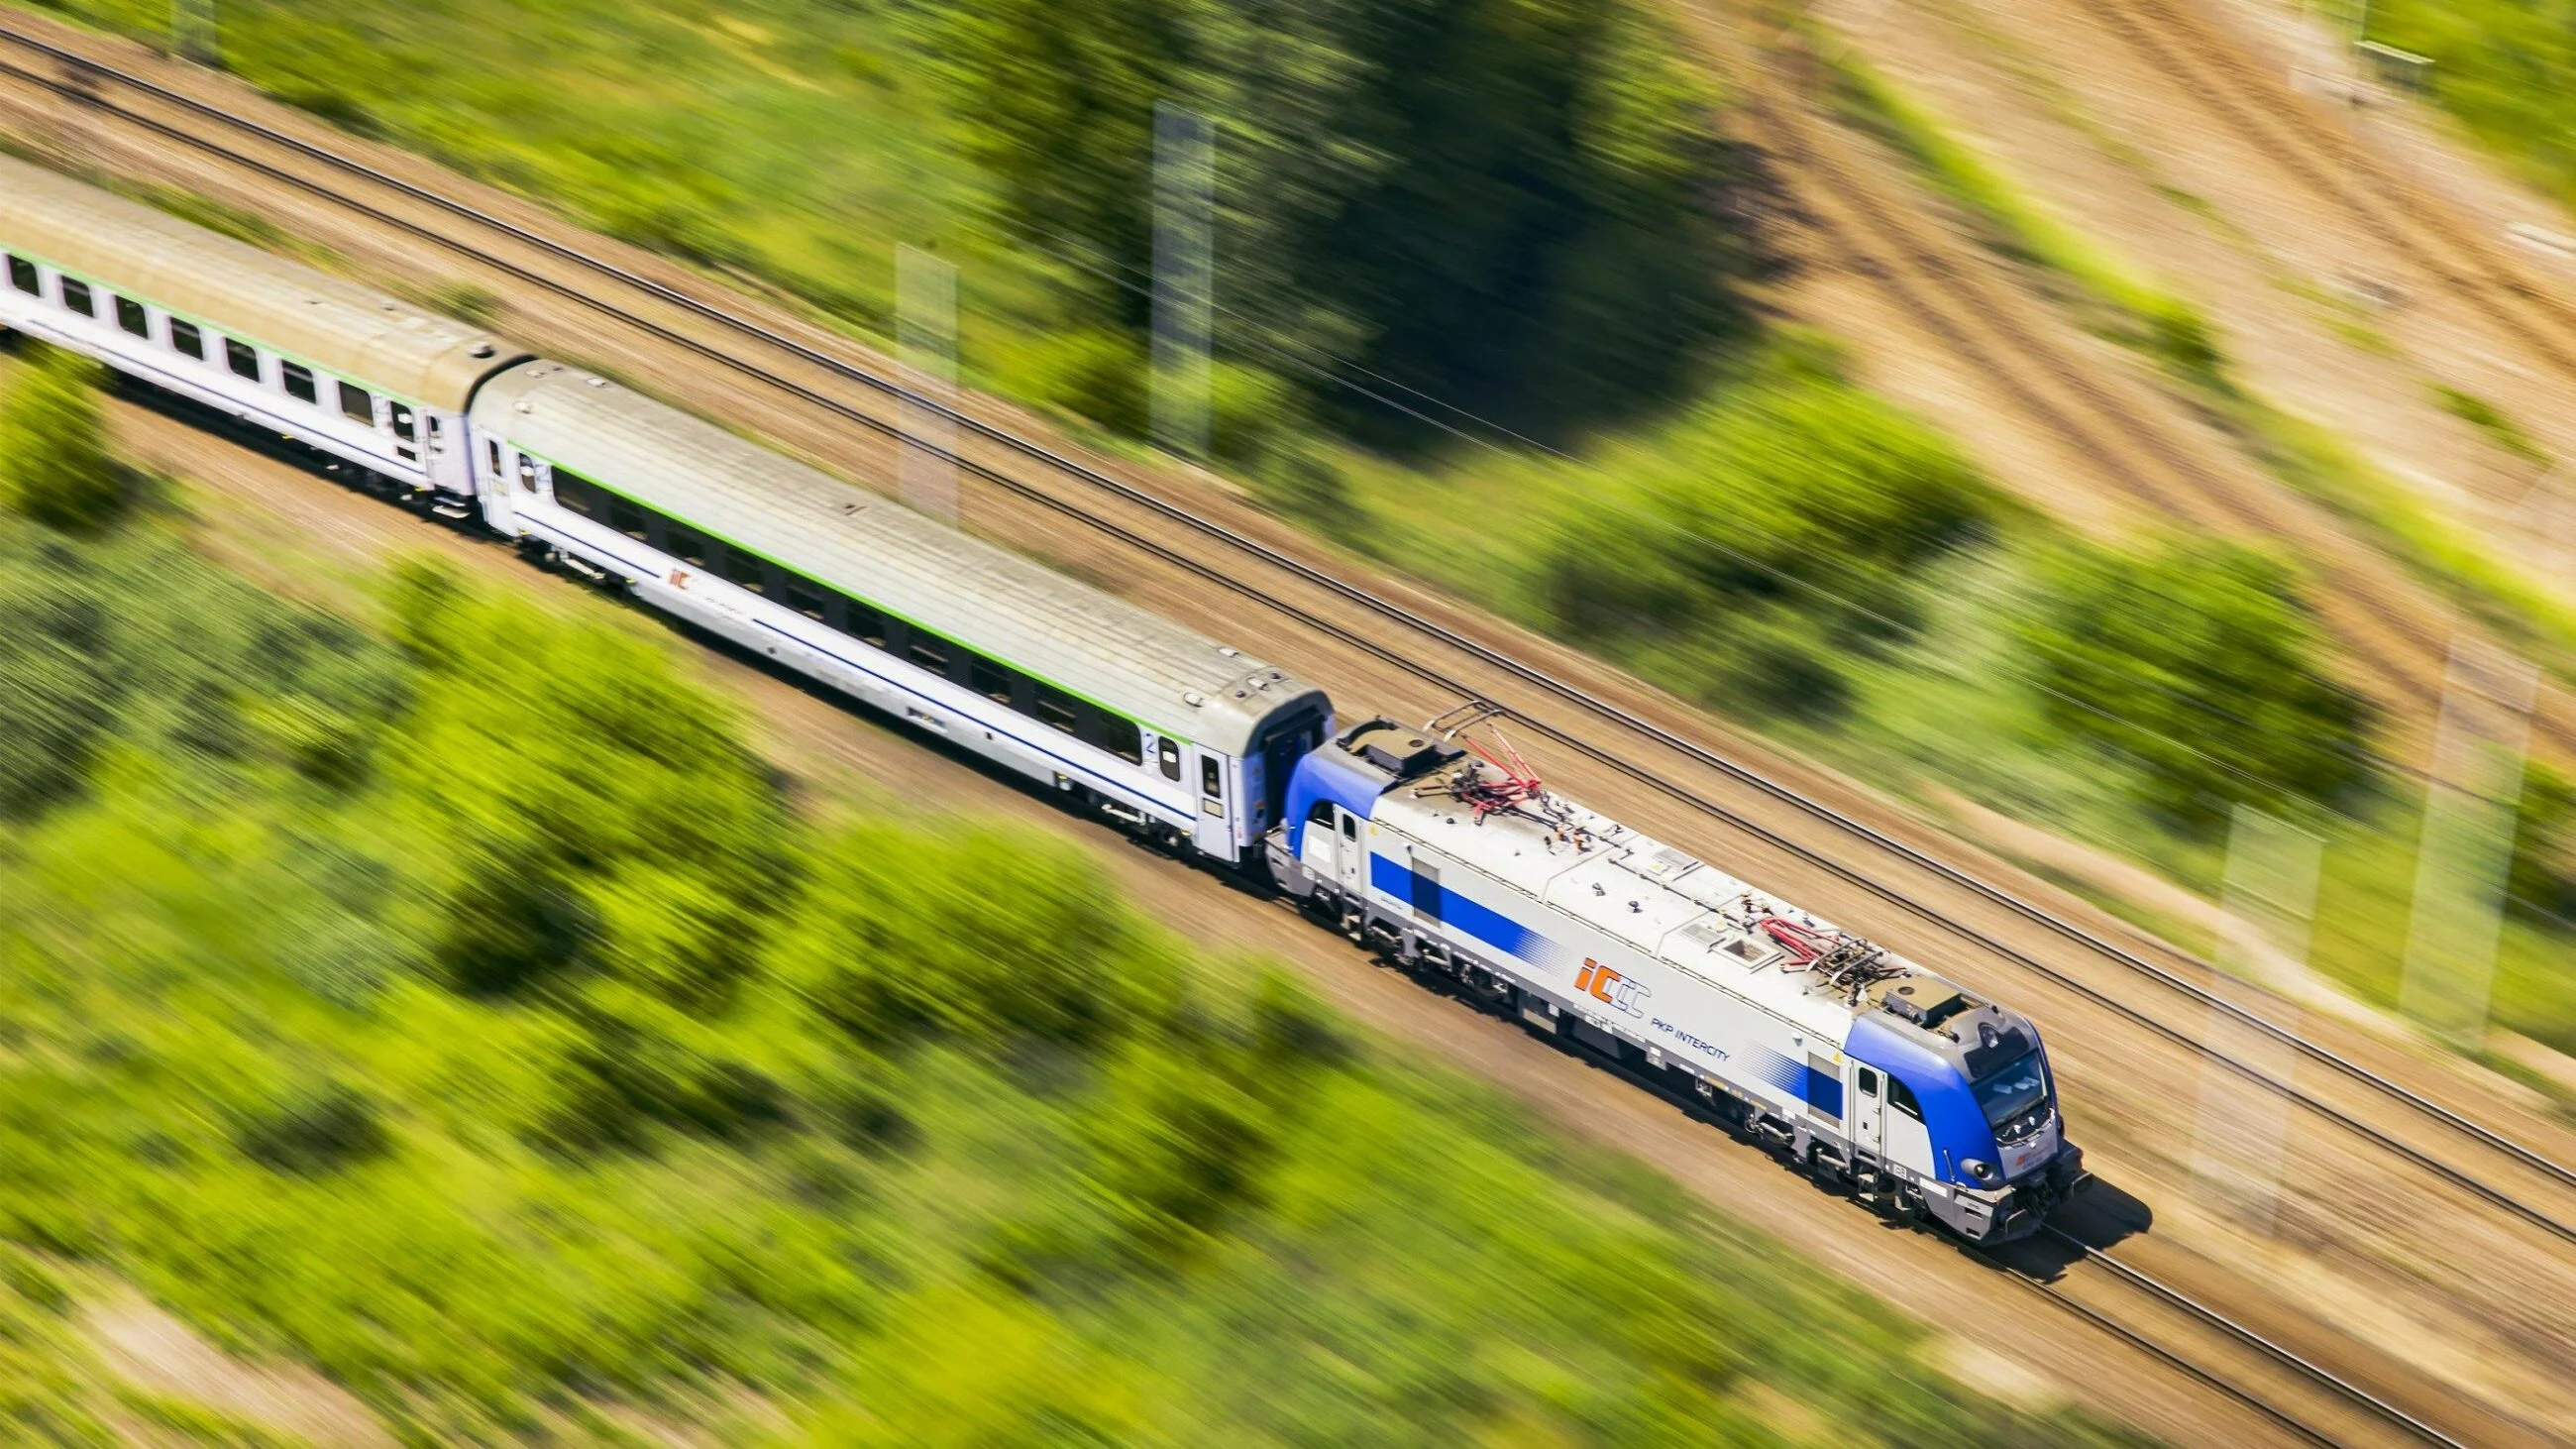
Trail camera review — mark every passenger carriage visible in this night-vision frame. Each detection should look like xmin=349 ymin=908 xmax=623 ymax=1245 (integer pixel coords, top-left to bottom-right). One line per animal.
xmin=0 ymin=153 xmax=524 ymax=512
xmin=470 ymin=361 xmax=1332 ymax=863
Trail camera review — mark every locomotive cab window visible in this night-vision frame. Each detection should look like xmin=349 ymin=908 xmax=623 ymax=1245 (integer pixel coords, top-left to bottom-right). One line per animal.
xmin=280 ymin=362 xmax=319 ymax=404
xmin=1885 ymin=1076 xmax=1924 ymax=1121
xmin=339 ymin=382 xmax=374 ymax=425
xmin=1157 ymin=735 xmax=1182 ymax=780
xmin=114 ymin=295 xmax=148 ymax=337
xmin=58 ymin=278 xmax=93 ymax=316
xmin=6 ymin=255 xmax=35 ymax=294
xmin=225 ymin=338 xmax=259 ymax=380
xmin=1341 ymin=812 xmax=1358 ymax=841
xmin=1856 ymin=1067 xmax=1880 ymax=1098
xmin=168 ymin=319 xmax=204 ymax=360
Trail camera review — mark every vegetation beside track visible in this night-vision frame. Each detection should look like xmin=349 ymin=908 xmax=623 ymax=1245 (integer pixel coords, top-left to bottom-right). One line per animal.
xmin=0 ymin=364 xmax=2152 ymax=1442
xmin=11 ymin=0 xmax=2574 ymax=1060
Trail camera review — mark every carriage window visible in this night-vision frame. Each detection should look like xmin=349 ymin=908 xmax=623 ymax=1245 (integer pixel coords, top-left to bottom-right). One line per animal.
xmin=608 ymin=495 xmax=652 ymax=542
xmin=58 ymin=278 xmax=93 ymax=315
xmin=168 ymin=318 xmax=204 ymax=360
xmin=551 ymin=467 xmax=601 ymax=519
xmin=1342 ymin=812 xmax=1358 ymax=841
xmin=225 ymin=338 xmax=260 ymax=380
xmin=969 ymin=656 xmax=1015 ymax=705
xmin=784 ymin=577 xmax=828 ymax=622
xmin=1033 ymin=687 xmax=1078 ymax=733
xmin=841 ymin=599 xmax=887 ymax=647
xmin=906 ymin=631 xmax=949 ymax=672
xmin=1201 ymin=756 xmax=1223 ymax=799
xmin=718 ymin=542 xmax=766 ymax=593
xmin=6 ymin=255 xmax=35 ymax=294
xmin=388 ymin=404 xmax=416 ymax=442
xmin=114 ymin=295 xmax=148 ymax=336
xmin=663 ymin=524 xmax=708 ymax=566
xmin=486 ymin=439 xmax=502 ymax=474
xmin=514 ymin=454 xmax=537 ymax=493
xmin=339 ymin=382 xmax=374 ymax=424
xmin=280 ymin=361 xmax=319 ymax=403
xmin=1157 ymin=736 xmax=1182 ymax=781
xmin=1081 ymin=707 xmax=1143 ymax=766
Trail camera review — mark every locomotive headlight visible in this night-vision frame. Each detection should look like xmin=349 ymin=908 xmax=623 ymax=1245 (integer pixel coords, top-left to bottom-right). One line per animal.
xmin=1962 ymin=1158 xmax=1998 ymax=1184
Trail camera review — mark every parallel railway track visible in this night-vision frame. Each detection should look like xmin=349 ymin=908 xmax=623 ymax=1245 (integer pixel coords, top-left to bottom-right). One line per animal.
xmin=2 ymin=19 xmax=2571 ymax=1441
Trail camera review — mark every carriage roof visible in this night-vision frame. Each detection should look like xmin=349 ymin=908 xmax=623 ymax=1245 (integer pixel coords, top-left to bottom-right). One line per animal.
xmin=471 ymin=361 xmax=1319 ymax=750
xmin=0 ymin=153 xmax=519 ymax=411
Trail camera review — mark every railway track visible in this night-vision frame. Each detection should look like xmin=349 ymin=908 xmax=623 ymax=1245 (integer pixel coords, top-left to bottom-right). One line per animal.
xmin=2086 ymin=0 xmax=2576 ymax=393
xmin=1723 ymin=14 xmax=2576 ymax=770
xmin=2 ymin=19 xmax=2572 ymax=1439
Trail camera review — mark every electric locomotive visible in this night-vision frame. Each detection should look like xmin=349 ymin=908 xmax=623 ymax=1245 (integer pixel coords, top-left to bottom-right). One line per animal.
xmin=1266 ymin=715 xmax=2084 ymax=1244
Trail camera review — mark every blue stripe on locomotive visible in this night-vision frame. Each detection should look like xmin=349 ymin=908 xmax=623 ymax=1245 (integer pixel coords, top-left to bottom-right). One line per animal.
xmin=1284 ymin=745 xmax=1388 ymax=857
xmin=1845 ymin=1012 xmax=2002 ymax=1188
xmin=1372 ymin=853 xmax=1848 ymax=1118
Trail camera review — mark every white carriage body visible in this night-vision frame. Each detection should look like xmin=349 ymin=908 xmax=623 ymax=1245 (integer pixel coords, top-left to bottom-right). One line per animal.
xmin=0 ymin=153 xmax=521 ymax=504
xmin=470 ymin=362 xmax=1330 ymax=861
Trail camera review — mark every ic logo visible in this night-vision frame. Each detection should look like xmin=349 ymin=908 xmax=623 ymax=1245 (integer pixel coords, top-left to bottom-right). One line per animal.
xmin=1575 ymin=958 xmax=1650 ymax=1018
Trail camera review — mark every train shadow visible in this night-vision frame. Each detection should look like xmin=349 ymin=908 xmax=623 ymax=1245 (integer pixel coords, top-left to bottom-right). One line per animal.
xmin=1978 ymin=1172 xmax=2155 ymax=1280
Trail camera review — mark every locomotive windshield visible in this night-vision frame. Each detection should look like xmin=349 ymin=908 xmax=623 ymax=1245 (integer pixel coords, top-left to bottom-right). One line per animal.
xmin=1973 ymin=1051 xmax=2050 ymax=1127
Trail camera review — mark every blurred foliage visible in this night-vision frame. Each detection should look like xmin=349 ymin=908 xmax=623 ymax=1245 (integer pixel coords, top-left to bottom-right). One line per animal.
xmin=936 ymin=0 xmax=1761 ymax=449
xmin=36 ymin=0 xmax=1757 ymax=465
xmin=2364 ymin=0 xmax=2576 ymax=210
xmin=1533 ymin=352 xmax=1996 ymax=722
xmin=0 ymin=501 xmax=2146 ymax=1442
xmin=0 ymin=343 xmax=123 ymax=534
xmin=2019 ymin=539 xmax=2373 ymax=829
xmin=2513 ymin=761 xmax=2576 ymax=925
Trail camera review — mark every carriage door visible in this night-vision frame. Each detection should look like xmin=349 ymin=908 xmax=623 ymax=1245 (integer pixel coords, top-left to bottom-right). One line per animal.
xmin=1851 ymin=1065 xmax=1886 ymax=1167
xmin=1191 ymin=751 xmax=1235 ymax=858
xmin=424 ymin=412 xmax=471 ymax=496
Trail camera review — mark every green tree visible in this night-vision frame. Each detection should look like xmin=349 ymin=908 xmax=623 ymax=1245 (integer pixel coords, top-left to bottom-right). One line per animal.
xmin=1541 ymin=362 xmax=1995 ymax=721
xmin=0 ymin=344 xmax=122 ymax=534
xmin=2020 ymin=539 xmax=2374 ymax=826
xmin=938 ymin=0 xmax=1758 ymax=447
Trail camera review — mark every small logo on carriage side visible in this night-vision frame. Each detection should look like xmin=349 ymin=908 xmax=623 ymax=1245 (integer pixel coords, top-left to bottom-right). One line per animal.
xmin=671 ymin=568 xmax=693 ymax=589
xmin=1575 ymin=959 xmax=1650 ymax=1018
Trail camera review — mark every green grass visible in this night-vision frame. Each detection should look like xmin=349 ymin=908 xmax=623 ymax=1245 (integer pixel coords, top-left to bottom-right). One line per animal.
xmin=1819 ymin=45 xmax=2222 ymax=380
xmin=2222 ymin=393 xmax=2576 ymax=673
xmin=2433 ymin=383 xmax=2552 ymax=467
xmin=2362 ymin=0 xmax=2576 ymax=210
xmin=0 ymin=491 xmax=2158 ymax=1443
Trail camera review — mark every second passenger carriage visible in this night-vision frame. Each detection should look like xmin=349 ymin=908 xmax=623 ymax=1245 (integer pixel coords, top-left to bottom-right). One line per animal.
xmin=470 ymin=362 xmax=1332 ymax=862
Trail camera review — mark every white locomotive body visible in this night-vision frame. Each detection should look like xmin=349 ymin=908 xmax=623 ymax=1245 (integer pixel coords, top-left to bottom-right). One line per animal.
xmin=1269 ymin=720 xmax=2084 ymax=1243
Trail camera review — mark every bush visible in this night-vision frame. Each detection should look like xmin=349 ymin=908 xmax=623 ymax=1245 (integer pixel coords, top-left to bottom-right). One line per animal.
xmin=0 ymin=344 xmax=123 ymax=535
xmin=235 ymin=1082 xmax=390 ymax=1173
xmin=2512 ymin=762 xmax=2576 ymax=925
xmin=0 ymin=572 xmax=117 ymax=818
xmin=1538 ymin=363 xmax=1995 ymax=721
xmin=2020 ymin=539 xmax=2374 ymax=827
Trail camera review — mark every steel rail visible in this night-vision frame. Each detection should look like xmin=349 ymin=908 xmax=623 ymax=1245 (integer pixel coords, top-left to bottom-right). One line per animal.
xmin=7 ymin=30 xmax=2576 ymax=1234
xmin=2035 ymin=1228 xmax=2465 ymax=1447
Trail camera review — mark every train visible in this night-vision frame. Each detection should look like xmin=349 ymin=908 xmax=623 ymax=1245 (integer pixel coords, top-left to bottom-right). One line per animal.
xmin=0 ymin=151 xmax=2084 ymax=1243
